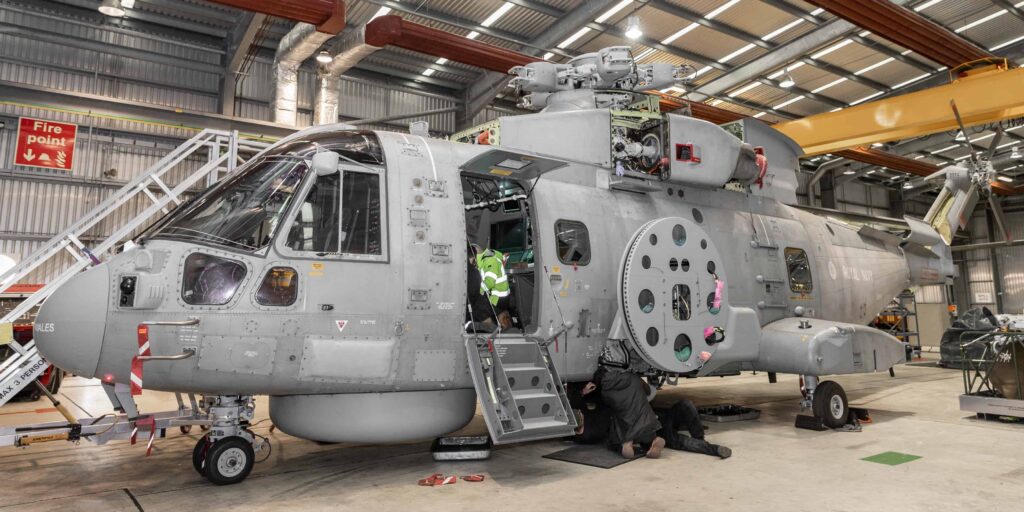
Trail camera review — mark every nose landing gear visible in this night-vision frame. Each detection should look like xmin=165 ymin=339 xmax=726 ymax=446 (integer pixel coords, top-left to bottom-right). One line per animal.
xmin=191 ymin=395 xmax=266 ymax=485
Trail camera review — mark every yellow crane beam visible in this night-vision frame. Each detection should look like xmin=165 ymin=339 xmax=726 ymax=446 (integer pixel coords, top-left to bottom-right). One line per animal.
xmin=773 ymin=62 xmax=1024 ymax=156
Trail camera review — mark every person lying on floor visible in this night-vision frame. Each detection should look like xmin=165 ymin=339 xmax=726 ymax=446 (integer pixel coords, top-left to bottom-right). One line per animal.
xmin=573 ymin=367 xmax=731 ymax=459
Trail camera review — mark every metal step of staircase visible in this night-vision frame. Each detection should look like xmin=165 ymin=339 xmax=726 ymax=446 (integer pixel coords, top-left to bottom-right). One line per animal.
xmin=0 ymin=129 xmax=267 ymax=407
xmin=465 ymin=333 xmax=577 ymax=444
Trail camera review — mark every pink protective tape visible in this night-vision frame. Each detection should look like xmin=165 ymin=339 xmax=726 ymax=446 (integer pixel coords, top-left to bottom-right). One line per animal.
xmin=713 ymin=279 xmax=723 ymax=309
xmin=704 ymin=326 xmax=714 ymax=338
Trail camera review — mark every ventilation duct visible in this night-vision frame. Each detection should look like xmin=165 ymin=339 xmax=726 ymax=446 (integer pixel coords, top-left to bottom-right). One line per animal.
xmin=273 ymin=23 xmax=334 ymax=126
xmin=314 ymin=26 xmax=383 ymax=126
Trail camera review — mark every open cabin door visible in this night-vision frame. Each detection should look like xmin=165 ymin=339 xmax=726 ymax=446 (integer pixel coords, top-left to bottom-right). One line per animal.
xmin=464 ymin=333 xmax=577 ymax=444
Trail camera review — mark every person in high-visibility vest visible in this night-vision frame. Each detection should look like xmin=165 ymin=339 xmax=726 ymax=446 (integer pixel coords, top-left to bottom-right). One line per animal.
xmin=470 ymin=244 xmax=512 ymax=330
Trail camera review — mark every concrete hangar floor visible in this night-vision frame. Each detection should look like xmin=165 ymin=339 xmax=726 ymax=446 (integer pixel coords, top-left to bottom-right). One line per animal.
xmin=1 ymin=357 xmax=1021 ymax=512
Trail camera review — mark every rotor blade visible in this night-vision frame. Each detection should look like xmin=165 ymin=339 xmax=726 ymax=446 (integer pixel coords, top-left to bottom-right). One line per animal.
xmin=950 ymin=99 xmax=979 ymax=164
xmin=986 ymin=125 xmax=1004 ymax=162
xmin=988 ymin=194 xmax=1011 ymax=242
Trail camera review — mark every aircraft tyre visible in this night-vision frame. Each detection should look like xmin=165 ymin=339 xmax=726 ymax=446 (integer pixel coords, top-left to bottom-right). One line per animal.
xmin=812 ymin=380 xmax=848 ymax=429
xmin=192 ymin=434 xmax=211 ymax=476
xmin=204 ymin=436 xmax=255 ymax=485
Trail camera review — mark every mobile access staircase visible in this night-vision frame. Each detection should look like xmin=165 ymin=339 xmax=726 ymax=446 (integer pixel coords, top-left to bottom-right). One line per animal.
xmin=465 ymin=323 xmax=579 ymax=444
xmin=0 ymin=129 xmax=268 ymax=407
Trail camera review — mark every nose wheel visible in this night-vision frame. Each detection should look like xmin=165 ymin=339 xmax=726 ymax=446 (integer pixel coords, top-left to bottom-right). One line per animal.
xmin=202 ymin=436 xmax=255 ymax=485
xmin=190 ymin=395 xmax=264 ymax=485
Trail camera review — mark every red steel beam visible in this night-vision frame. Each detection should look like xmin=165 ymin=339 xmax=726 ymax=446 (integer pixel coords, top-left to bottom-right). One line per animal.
xmin=804 ymin=0 xmax=994 ymax=68
xmin=206 ymin=0 xmax=346 ymax=34
xmin=837 ymin=147 xmax=1022 ymax=196
xmin=366 ymin=16 xmax=533 ymax=73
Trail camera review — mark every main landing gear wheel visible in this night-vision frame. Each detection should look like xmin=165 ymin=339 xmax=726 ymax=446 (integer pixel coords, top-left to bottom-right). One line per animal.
xmin=812 ymin=380 xmax=848 ymax=429
xmin=204 ymin=436 xmax=255 ymax=485
xmin=192 ymin=434 xmax=211 ymax=476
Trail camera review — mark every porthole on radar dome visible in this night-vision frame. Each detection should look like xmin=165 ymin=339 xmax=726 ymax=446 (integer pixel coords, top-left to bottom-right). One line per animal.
xmin=646 ymin=327 xmax=659 ymax=347
xmin=639 ymin=289 xmax=656 ymax=313
xmin=674 ymin=334 xmax=692 ymax=361
xmin=672 ymin=224 xmax=686 ymax=246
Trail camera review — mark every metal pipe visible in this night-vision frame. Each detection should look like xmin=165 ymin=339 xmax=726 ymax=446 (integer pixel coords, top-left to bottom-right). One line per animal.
xmin=314 ymin=26 xmax=383 ymax=126
xmin=950 ymin=240 xmax=1024 ymax=252
xmin=273 ymin=23 xmax=335 ymax=126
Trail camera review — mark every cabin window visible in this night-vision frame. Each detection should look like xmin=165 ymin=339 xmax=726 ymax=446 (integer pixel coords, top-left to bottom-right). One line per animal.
xmin=784 ymin=247 xmax=813 ymax=293
xmin=285 ymin=166 xmax=385 ymax=260
xmin=181 ymin=253 xmax=247 ymax=306
xmin=555 ymin=220 xmax=591 ymax=266
xmin=256 ymin=267 xmax=298 ymax=306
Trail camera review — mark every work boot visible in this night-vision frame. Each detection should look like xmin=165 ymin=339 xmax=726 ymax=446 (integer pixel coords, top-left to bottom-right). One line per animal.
xmin=713 ymin=444 xmax=732 ymax=459
xmin=621 ymin=441 xmax=635 ymax=459
xmin=646 ymin=436 xmax=666 ymax=459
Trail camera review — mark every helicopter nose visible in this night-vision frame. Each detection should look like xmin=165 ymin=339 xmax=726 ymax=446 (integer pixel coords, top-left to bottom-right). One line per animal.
xmin=33 ymin=265 xmax=109 ymax=378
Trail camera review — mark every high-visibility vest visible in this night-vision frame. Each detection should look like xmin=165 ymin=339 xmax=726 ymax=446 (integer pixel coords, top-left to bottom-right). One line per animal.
xmin=476 ymin=250 xmax=510 ymax=306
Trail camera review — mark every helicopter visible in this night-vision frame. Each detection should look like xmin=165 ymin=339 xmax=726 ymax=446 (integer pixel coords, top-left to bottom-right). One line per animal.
xmin=31 ymin=46 xmax=972 ymax=484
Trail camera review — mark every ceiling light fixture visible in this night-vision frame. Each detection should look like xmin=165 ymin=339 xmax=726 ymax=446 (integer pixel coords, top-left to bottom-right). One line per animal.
xmin=903 ymin=182 xmax=914 ymax=189
xmin=625 ymin=16 xmax=643 ymax=40
xmin=99 ymin=0 xmax=126 ymax=17
xmin=1011 ymin=145 xmax=1022 ymax=160
xmin=316 ymin=51 xmax=333 ymax=64
xmin=779 ymin=74 xmax=795 ymax=88
xmin=997 ymin=175 xmax=1013 ymax=182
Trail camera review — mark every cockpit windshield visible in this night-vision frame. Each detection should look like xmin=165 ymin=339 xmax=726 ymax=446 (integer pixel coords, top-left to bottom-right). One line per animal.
xmin=145 ymin=131 xmax=384 ymax=253
xmin=149 ymin=156 xmax=307 ymax=252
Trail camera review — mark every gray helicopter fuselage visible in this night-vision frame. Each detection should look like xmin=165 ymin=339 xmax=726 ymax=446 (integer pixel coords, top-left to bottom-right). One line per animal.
xmin=33 ymin=118 xmax=946 ymax=443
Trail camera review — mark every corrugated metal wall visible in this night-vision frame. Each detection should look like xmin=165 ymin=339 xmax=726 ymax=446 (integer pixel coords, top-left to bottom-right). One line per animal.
xmin=998 ymin=212 xmax=1024 ymax=314
xmin=963 ymin=212 xmax=998 ymax=310
xmin=0 ymin=5 xmax=221 ymax=113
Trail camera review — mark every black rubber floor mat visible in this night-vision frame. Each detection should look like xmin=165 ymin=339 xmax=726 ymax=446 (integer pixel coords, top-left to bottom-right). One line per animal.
xmin=542 ymin=444 xmax=637 ymax=469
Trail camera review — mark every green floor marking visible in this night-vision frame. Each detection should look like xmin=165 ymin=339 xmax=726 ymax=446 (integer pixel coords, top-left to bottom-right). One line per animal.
xmin=862 ymin=451 xmax=922 ymax=466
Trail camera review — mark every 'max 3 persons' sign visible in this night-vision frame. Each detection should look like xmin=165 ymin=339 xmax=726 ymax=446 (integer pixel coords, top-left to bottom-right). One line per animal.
xmin=15 ymin=117 xmax=78 ymax=171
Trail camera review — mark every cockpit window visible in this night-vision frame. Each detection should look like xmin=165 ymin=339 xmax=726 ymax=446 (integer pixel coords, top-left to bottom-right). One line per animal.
xmin=148 ymin=157 xmax=308 ymax=252
xmin=143 ymin=131 xmax=384 ymax=253
xmin=784 ymin=247 xmax=813 ymax=293
xmin=285 ymin=167 xmax=385 ymax=258
xmin=182 ymin=253 xmax=247 ymax=305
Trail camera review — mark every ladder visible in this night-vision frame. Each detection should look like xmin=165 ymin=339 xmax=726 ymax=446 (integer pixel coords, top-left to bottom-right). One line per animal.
xmin=465 ymin=331 xmax=578 ymax=444
xmin=0 ymin=129 xmax=267 ymax=406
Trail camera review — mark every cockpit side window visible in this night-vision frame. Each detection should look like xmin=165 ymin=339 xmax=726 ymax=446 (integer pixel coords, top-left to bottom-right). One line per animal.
xmin=784 ymin=247 xmax=813 ymax=293
xmin=285 ymin=165 xmax=385 ymax=260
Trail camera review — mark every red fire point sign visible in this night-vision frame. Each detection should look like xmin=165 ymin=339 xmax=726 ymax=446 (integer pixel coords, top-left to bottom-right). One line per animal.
xmin=14 ymin=117 xmax=78 ymax=171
